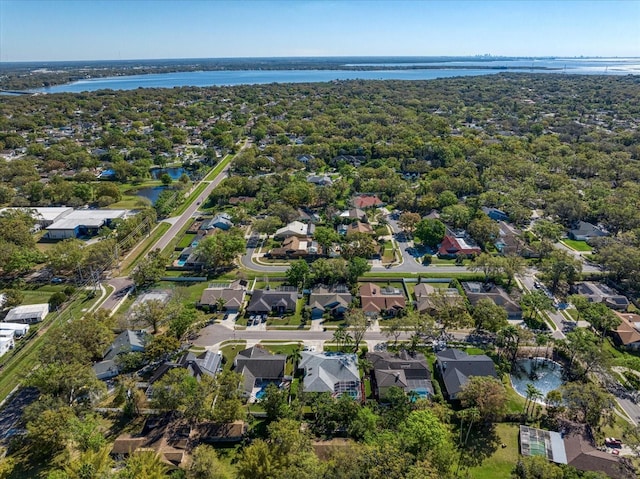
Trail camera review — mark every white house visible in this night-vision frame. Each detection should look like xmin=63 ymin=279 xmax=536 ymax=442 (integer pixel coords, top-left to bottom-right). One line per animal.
xmin=0 ymin=335 xmax=14 ymax=358
xmin=5 ymin=304 xmax=49 ymax=324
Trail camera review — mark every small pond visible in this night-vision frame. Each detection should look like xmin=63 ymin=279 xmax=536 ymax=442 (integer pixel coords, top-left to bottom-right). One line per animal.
xmin=135 ymin=185 xmax=167 ymax=205
xmin=510 ymin=357 xmax=564 ymax=403
xmin=150 ymin=167 xmax=190 ymax=180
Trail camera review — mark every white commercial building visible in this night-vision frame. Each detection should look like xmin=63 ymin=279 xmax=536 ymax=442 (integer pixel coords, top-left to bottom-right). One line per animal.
xmin=5 ymin=304 xmax=49 ymax=324
xmin=46 ymin=209 xmax=128 ymax=239
xmin=0 ymin=322 xmax=30 ymax=336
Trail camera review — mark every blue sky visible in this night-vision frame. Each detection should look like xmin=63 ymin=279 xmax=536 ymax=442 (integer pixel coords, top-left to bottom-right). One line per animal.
xmin=1 ymin=0 xmax=639 ymax=61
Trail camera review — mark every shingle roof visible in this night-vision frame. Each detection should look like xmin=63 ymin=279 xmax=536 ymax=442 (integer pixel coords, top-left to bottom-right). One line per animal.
xmin=104 ymin=330 xmax=147 ymax=360
xmin=299 ymin=352 xmax=360 ymax=395
xmin=435 ymin=348 xmax=497 ymax=398
xmin=234 ymin=346 xmax=286 ymax=393
xmin=246 ymin=289 xmax=297 ymax=314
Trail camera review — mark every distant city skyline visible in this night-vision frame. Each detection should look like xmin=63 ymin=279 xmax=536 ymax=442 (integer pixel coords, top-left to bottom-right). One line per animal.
xmin=1 ymin=0 xmax=639 ymax=62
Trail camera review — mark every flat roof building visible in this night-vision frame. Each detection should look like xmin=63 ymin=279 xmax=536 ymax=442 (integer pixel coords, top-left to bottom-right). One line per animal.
xmin=4 ymin=304 xmax=49 ymax=324
xmin=46 ymin=209 xmax=128 ymax=239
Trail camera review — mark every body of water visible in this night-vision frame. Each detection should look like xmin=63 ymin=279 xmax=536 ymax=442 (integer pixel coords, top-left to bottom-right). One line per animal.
xmin=34 ymin=58 xmax=640 ymax=93
xmin=150 ymin=167 xmax=188 ymax=180
xmin=510 ymin=358 xmax=564 ymax=403
xmin=135 ymin=185 xmax=167 ymax=205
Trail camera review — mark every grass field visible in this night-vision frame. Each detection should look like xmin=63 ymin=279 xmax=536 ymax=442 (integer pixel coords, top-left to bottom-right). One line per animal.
xmin=120 ymin=222 xmax=171 ymax=274
xmin=466 ymin=423 xmax=520 ymax=479
xmin=561 ymin=239 xmax=593 ymax=252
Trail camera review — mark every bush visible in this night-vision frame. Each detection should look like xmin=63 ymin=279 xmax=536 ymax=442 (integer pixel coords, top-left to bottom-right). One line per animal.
xmin=48 ymin=291 xmax=68 ymax=311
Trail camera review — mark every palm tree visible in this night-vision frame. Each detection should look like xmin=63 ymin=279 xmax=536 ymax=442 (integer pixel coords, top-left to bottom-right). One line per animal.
xmin=122 ymin=451 xmax=169 ymax=479
xmin=524 ymin=383 xmax=542 ymax=418
xmin=288 ymin=346 xmax=303 ymax=372
xmin=458 ymin=407 xmax=481 ymax=446
xmin=64 ymin=446 xmax=114 ymax=479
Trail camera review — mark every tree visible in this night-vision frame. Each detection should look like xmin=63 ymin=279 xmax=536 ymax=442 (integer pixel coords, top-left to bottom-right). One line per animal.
xmin=415 ymin=218 xmax=445 ymax=247
xmin=144 ymin=334 xmax=181 ymax=361
xmin=46 ymin=238 xmax=85 ymax=280
xmin=131 ymin=248 xmax=167 ymax=289
xmin=398 ymin=212 xmax=421 ymax=236
xmin=540 ymin=250 xmax=581 ymax=295
xmin=151 ymin=368 xmax=214 ymax=422
xmin=63 ymin=446 xmax=114 ymax=479
xmin=261 ymin=382 xmax=293 ymax=423
xmin=520 ymin=290 xmax=554 ymax=321
xmin=385 ymin=314 xmax=409 ymax=345
xmin=236 ymin=440 xmax=275 ymax=479
xmin=160 ymin=173 xmax=173 ymax=186
xmin=2 ymin=288 xmax=24 ymax=309
xmin=581 ymin=302 xmax=620 ymax=340
xmin=131 ymin=299 xmax=167 ymax=334
xmin=213 ymin=370 xmax=245 ymax=423
xmin=502 ymin=254 xmax=526 ymax=289
xmin=457 ymin=407 xmax=480 ymax=447
xmin=196 ymin=228 xmax=245 ymax=271
xmin=472 ymin=298 xmax=508 ymax=332
xmin=332 ymin=325 xmax=353 ymax=353
xmin=27 ymin=362 xmax=106 ymax=405
xmin=345 ymin=309 xmax=368 ymax=353
xmin=25 ymin=407 xmax=74 ymax=458
xmin=399 ymin=409 xmax=451 ymax=457
xmin=524 ymin=383 xmax=542 ymax=418
xmin=457 ymin=376 xmax=507 ymax=422
xmin=346 ymin=256 xmax=371 ymax=285
xmin=533 ymin=219 xmax=564 ymax=242
xmin=119 ymin=451 xmax=169 ymax=479
xmin=562 ymin=382 xmax=615 ymax=431
xmin=285 ymin=260 xmax=310 ymax=289
xmin=313 ymin=226 xmax=340 ymax=252
xmin=348 ymin=406 xmax=380 ymax=441
xmin=470 ymin=252 xmax=503 ymax=282
xmin=188 ymin=445 xmax=235 ymax=479
xmin=467 ymin=214 xmax=499 ymax=250
xmin=342 ymin=232 xmax=377 ymax=259
xmin=94 ymin=182 xmax=122 ymax=203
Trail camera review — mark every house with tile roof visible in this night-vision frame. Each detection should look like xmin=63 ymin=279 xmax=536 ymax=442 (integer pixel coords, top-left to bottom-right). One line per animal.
xmin=298 ymin=351 xmax=361 ymax=400
xmin=435 ymin=348 xmax=498 ymax=400
xmin=307 ymin=284 xmax=353 ymax=319
xmin=352 ymin=195 xmax=384 ymax=209
xmin=359 ymin=283 xmax=406 ymax=318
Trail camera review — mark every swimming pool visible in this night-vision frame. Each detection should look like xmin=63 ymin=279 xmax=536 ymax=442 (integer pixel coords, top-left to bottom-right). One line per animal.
xmin=177 ymin=259 xmax=187 ymax=267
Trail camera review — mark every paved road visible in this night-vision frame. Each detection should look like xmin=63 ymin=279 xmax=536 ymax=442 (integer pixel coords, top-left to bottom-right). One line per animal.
xmin=518 ymin=270 xmax=567 ymax=340
xmin=98 ymin=141 xmax=250 ymax=315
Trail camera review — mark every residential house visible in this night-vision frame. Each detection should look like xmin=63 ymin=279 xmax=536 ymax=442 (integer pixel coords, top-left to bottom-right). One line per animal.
xmin=346 ymin=221 xmax=375 ymax=236
xmin=4 ymin=304 xmax=49 ymax=324
xmin=268 ymin=236 xmax=320 ymax=259
xmin=572 ymin=282 xmax=629 ymax=311
xmin=414 ymin=283 xmax=464 ymax=315
xmin=0 ymin=322 xmax=29 ymax=337
xmin=298 ymin=351 xmax=361 ymax=400
xmin=111 ymin=415 xmax=190 ymax=468
xmin=148 ymin=350 xmax=223 ymax=388
xmin=199 ymin=280 xmax=247 ymax=312
xmin=233 ymin=346 xmax=287 ymax=398
xmin=274 ymin=221 xmax=315 ymax=239
xmin=246 ymin=288 xmax=298 ymax=315
xmin=481 ymin=207 xmax=510 ymax=222
xmin=93 ymin=330 xmax=148 ymax=380
xmin=296 ymin=208 xmax=320 ymax=223
xmin=331 ymin=155 xmax=365 ymax=167
xmin=359 ymin=283 xmax=406 ymax=318
xmin=519 ymin=425 xmax=635 ymax=479
xmin=352 ymin=195 xmax=384 ymax=209
xmin=195 ymin=421 xmax=247 ymax=444
xmin=338 ymin=208 xmax=367 ymax=222
xmin=613 ymin=312 xmax=640 ymax=351
xmin=569 ymin=221 xmax=608 ymax=242
xmin=297 ymin=154 xmax=314 ymax=164
xmin=437 ymin=235 xmax=481 ymax=258
xmin=368 ymin=350 xmax=433 ymax=400
xmin=0 ymin=334 xmax=14 ymax=358
xmin=307 ymin=284 xmax=353 ymax=319
xmin=307 ymin=174 xmax=333 ymax=186
xmin=462 ymin=282 xmax=522 ymax=320
xmin=200 ymin=213 xmax=233 ymax=231
xmin=228 ymin=196 xmax=255 ymax=206
xmin=435 ymin=348 xmax=498 ymax=400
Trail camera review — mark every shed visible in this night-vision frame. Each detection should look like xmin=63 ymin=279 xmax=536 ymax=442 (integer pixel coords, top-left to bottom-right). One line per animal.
xmin=5 ymin=304 xmax=49 ymax=324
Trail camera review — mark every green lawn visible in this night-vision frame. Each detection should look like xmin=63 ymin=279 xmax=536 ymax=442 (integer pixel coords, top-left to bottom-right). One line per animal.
xmin=561 ymin=239 xmax=593 ymax=252
xmin=220 ymin=341 xmax=246 ymax=371
xmin=466 ymin=423 xmax=520 ymax=479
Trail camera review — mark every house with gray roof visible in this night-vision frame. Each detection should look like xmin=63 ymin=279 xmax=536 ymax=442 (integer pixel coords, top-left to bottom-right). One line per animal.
xmin=201 ymin=213 xmax=233 ymax=231
xmin=368 ymin=350 xmax=433 ymax=400
xmin=4 ymin=303 xmax=49 ymax=324
xmin=462 ymin=282 xmax=522 ymax=320
xmin=298 ymin=351 xmax=361 ymax=400
xmin=572 ymin=282 xmax=629 ymax=311
xmin=93 ymin=330 xmax=148 ymax=380
xmin=414 ymin=283 xmax=464 ymax=315
xmin=307 ymin=284 xmax=353 ymax=319
xmin=148 ymin=350 xmax=222 ymax=387
xmin=246 ymin=288 xmax=298 ymax=315
xmin=569 ymin=221 xmax=608 ymax=241
xmin=233 ymin=346 xmax=287 ymax=398
xmin=435 ymin=348 xmax=498 ymax=400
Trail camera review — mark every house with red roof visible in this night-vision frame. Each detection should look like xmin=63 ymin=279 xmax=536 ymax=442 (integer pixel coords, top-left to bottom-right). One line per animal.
xmin=437 ymin=235 xmax=481 ymax=258
xmin=359 ymin=283 xmax=406 ymax=318
xmin=352 ymin=195 xmax=384 ymax=209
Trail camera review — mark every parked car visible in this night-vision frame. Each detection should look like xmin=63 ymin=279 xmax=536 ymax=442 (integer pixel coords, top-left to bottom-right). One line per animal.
xmin=605 ymin=438 xmax=622 ymax=447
